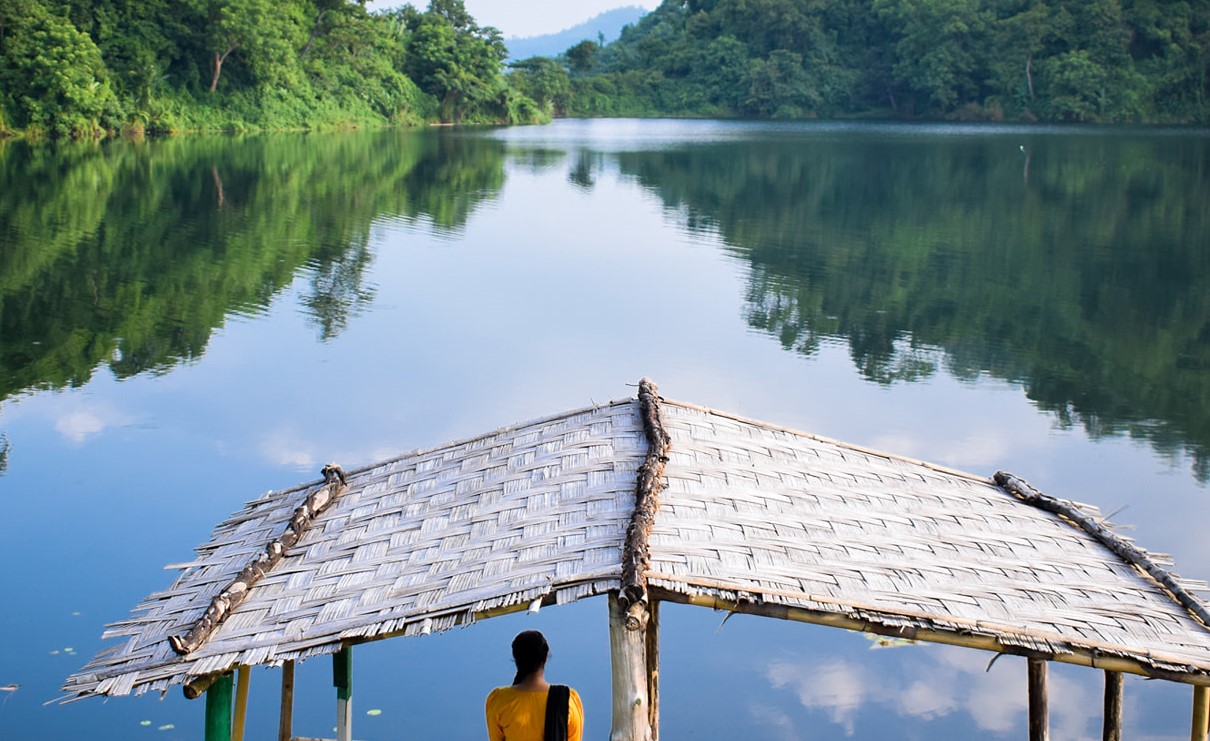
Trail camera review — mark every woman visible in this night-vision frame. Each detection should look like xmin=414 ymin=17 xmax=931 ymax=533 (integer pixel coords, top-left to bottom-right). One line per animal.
xmin=485 ymin=630 xmax=583 ymax=741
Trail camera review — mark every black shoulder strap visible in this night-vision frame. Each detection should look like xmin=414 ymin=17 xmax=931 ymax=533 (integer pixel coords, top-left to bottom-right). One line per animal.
xmin=544 ymin=684 xmax=570 ymax=741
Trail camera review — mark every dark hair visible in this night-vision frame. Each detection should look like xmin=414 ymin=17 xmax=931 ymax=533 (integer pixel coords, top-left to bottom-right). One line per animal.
xmin=511 ymin=630 xmax=549 ymax=685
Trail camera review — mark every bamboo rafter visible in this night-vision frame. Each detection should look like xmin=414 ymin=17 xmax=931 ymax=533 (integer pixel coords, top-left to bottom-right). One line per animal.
xmin=619 ymin=378 xmax=672 ymax=628
xmin=995 ymin=472 xmax=1210 ymax=630
xmin=168 ymin=464 xmax=349 ymax=656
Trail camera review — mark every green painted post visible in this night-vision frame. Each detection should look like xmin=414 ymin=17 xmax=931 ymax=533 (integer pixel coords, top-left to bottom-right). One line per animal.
xmin=204 ymin=672 xmax=234 ymax=741
xmin=334 ymin=646 xmax=353 ymax=741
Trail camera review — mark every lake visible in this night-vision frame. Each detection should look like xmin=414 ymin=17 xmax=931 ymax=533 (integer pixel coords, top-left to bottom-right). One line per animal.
xmin=1 ymin=119 xmax=1208 ymax=740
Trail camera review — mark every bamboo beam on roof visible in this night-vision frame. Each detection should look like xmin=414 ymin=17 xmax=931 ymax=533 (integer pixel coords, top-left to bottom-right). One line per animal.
xmin=619 ymin=378 xmax=671 ymax=630
xmin=997 ymin=472 xmax=1210 ymax=630
xmin=170 ymin=465 xmax=349 ymax=657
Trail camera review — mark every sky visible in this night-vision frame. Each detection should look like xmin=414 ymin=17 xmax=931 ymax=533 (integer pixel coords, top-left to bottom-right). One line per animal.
xmin=368 ymin=1 xmax=661 ymax=39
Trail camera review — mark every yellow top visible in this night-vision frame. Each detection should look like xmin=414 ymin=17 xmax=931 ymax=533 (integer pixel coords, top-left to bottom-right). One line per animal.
xmin=485 ymin=685 xmax=584 ymax=741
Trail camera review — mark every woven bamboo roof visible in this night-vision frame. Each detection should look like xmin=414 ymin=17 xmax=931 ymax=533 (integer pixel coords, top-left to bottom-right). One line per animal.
xmin=63 ymin=383 xmax=1210 ymax=701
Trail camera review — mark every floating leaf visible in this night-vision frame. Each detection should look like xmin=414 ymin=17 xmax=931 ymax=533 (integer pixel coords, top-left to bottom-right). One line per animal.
xmin=367 ymin=709 xmax=383 ymax=716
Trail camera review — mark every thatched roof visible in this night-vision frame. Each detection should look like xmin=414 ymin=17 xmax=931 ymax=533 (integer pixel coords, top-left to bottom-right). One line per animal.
xmin=63 ymin=384 xmax=1210 ymax=701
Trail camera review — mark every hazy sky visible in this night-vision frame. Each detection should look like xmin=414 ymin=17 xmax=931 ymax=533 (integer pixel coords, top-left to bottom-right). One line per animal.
xmin=369 ymin=1 xmax=661 ymax=39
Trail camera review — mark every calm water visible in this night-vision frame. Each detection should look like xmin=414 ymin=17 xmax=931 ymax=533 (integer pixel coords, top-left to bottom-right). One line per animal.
xmin=1 ymin=119 xmax=1208 ymax=740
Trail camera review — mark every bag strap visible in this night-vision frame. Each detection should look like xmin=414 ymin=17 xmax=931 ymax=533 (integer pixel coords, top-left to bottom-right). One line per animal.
xmin=543 ymin=684 xmax=570 ymax=741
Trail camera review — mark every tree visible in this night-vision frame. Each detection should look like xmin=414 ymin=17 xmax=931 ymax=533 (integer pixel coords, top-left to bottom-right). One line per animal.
xmin=401 ymin=0 xmax=510 ymax=122
xmin=564 ymin=39 xmax=599 ymax=74
xmin=0 ymin=0 xmax=121 ymax=135
xmin=873 ymin=0 xmax=992 ymax=115
xmin=191 ymin=0 xmax=305 ymax=92
xmin=509 ymin=56 xmax=570 ymax=115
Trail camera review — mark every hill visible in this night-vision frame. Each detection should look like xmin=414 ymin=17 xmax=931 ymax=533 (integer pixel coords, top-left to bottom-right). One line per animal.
xmin=563 ymin=0 xmax=1210 ymax=124
xmin=504 ymin=6 xmax=648 ymax=62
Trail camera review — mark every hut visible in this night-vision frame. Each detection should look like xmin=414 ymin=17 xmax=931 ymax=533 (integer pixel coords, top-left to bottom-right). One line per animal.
xmin=63 ymin=379 xmax=1210 ymax=740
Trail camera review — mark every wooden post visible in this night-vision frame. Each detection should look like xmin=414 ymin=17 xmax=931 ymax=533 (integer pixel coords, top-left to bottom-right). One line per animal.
xmin=334 ymin=646 xmax=353 ymax=741
xmin=232 ymin=666 xmax=250 ymax=741
xmin=204 ymin=672 xmax=234 ymax=741
xmin=609 ymin=592 xmax=652 ymax=741
xmin=647 ymin=600 xmax=660 ymax=741
xmin=278 ymin=660 xmax=295 ymax=741
xmin=1103 ymin=670 xmax=1122 ymax=741
xmin=1193 ymin=685 xmax=1210 ymax=741
xmin=1028 ymin=658 xmax=1049 ymax=741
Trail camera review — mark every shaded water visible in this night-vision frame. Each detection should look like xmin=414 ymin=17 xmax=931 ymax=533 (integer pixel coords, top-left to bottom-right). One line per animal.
xmin=1 ymin=119 xmax=1208 ymax=740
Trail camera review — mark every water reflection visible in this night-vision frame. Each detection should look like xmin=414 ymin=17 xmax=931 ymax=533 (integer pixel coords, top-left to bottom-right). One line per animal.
xmin=0 ymin=131 xmax=509 ymax=458
xmin=572 ymin=130 xmax=1210 ymax=481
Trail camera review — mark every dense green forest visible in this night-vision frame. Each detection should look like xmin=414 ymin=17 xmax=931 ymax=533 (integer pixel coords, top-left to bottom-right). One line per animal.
xmin=557 ymin=0 xmax=1210 ymax=123
xmin=5 ymin=0 xmax=1208 ymax=136
xmin=0 ymin=0 xmax=546 ymax=137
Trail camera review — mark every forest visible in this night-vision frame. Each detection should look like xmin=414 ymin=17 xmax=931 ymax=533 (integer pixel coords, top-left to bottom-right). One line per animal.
xmin=3 ymin=0 xmax=1209 ymax=137
xmin=0 ymin=0 xmax=546 ymax=137
xmin=561 ymin=0 xmax=1210 ymax=122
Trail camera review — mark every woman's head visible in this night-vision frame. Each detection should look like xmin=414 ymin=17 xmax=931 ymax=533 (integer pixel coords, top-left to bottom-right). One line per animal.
xmin=511 ymin=630 xmax=549 ymax=685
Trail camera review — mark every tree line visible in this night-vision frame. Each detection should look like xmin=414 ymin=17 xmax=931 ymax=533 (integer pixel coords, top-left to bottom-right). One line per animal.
xmin=0 ymin=0 xmax=548 ymax=137
xmin=3 ymin=0 xmax=1207 ymax=136
xmin=549 ymin=0 xmax=1210 ymax=123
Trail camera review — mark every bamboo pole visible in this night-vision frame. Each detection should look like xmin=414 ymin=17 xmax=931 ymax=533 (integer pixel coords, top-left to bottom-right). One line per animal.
xmin=1103 ymin=671 xmax=1122 ymax=741
xmin=663 ymin=587 xmax=1210 ymax=686
xmin=1028 ymin=658 xmax=1049 ymax=741
xmin=232 ymin=666 xmax=250 ymax=741
xmin=1193 ymin=685 xmax=1210 ymax=741
xmin=204 ymin=672 xmax=234 ymax=741
xmin=647 ymin=600 xmax=660 ymax=741
xmin=279 ymin=660 xmax=295 ymax=741
xmin=334 ymin=646 xmax=353 ymax=741
xmin=609 ymin=592 xmax=652 ymax=741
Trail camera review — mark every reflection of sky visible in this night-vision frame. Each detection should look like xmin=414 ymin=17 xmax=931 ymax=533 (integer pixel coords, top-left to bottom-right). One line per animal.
xmin=2 ymin=122 xmax=1208 ymax=739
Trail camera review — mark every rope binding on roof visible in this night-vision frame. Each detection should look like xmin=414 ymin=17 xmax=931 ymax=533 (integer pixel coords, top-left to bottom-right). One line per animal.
xmin=167 ymin=464 xmax=349 ymax=656
xmin=995 ymin=471 xmax=1210 ymax=630
xmin=619 ymin=378 xmax=671 ymax=630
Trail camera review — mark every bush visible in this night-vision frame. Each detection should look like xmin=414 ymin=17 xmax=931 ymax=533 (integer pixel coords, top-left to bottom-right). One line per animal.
xmin=0 ymin=0 xmax=122 ymax=137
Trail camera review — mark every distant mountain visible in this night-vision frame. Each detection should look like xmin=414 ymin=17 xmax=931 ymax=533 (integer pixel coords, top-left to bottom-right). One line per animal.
xmin=504 ymin=6 xmax=647 ymax=62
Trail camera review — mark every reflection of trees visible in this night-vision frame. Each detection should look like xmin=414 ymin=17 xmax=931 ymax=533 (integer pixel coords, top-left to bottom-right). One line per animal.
xmin=614 ymin=132 xmax=1210 ymax=479
xmin=0 ymin=130 xmax=506 ymax=402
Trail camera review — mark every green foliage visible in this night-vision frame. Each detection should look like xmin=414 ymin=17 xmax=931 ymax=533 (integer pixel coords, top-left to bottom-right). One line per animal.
xmin=0 ymin=0 xmax=545 ymax=137
xmin=561 ymin=0 xmax=1210 ymax=123
xmin=564 ymin=39 xmax=600 ymax=74
xmin=399 ymin=0 xmax=532 ymax=123
xmin=0 ymin=130 xmax=508 ymax=398
xmin=509 ymin=57 xmax=571 ymax=116
xmin=0 ymin=0 xmax=122 ymax=137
